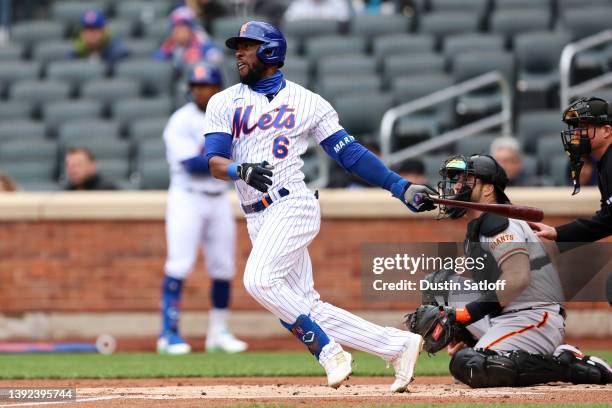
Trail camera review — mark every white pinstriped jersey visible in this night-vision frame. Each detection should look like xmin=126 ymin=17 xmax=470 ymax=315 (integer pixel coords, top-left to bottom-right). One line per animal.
xmin=203 ymin=79 xmax=342 ymax=204
xmin=164 ymin=102 xmax=227 ymax=193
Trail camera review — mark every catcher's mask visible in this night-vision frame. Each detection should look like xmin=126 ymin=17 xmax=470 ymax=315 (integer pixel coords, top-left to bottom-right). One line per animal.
xmin=437 ymin=154 xmax=510 ymax=219
xmin=561 ymin=97 xmax=612 ymax=194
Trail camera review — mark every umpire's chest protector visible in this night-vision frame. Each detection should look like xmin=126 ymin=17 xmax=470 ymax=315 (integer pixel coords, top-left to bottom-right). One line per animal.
xmin=464 ymin=213 xmax=509 ymax=283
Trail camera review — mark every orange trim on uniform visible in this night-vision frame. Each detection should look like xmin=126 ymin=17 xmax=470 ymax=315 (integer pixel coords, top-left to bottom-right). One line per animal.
xmin=484 ymin=311 xmax=549 ymax=350
xmin=497 ymin=247 xmax=529 ymax=265
xmin=262 ymin=197 xmax=270 ymax=207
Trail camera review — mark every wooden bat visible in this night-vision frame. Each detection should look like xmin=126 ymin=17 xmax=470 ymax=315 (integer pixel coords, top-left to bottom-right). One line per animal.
xmin=426 ymin=196 xmax=544 ymax=222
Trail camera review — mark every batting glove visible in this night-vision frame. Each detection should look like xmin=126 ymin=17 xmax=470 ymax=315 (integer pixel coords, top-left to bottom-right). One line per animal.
xmin=237 ymin=161 xmax=274 ymax=193
xmin=403 ymin=184 xmax=437 ymax=212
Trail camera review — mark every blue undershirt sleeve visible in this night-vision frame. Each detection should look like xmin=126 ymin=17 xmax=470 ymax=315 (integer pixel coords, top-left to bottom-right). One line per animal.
xmin=181 ymin=155 xmax=209 ymax=175
xmin=204 ymin=132 xmax=233 ymax=161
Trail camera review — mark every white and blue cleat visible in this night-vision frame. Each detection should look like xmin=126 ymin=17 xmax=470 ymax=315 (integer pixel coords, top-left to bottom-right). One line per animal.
xmin=157 ymin=331 xmax=192 ymax=355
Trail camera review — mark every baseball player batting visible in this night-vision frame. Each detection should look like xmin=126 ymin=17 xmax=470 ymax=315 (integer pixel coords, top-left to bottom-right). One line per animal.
xmin=203 ymin=21 xmax=437 ymax=391
xmin=158 ymin=62 xmax=247 ymax=355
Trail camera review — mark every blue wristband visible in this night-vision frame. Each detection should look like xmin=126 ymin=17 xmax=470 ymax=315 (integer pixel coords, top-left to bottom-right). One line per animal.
xmin=227 ymin=163 xmax=239 ymax=181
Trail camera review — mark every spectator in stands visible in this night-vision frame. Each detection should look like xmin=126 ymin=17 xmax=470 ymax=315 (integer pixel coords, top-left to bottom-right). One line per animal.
xmin=185 ymin=0 xmax=229 ymax=33
xmin=154 ymin=6 xmax=223 ymax=74
xmin=490 ymin=136 xmax=542 ymax=186
xmin=283 ymin=0 xmax=350 ymax=23
xmin=567 ymin=155 xmax=598 ymax=188
xmin=64 ymin=147 xmax=117 ymax=191
xmin=0 ymin=172 xmax=17 ymax=192
xmin=67 ymin=10 xmax=130 ymax=75
xmin=395 ymin=158 xmax=427 ymax=185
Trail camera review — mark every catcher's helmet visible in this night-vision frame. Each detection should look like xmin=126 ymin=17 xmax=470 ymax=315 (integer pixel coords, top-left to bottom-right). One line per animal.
xmin=187 ymin=62 xmax=223 ymax=87
xmin=225 ymin=21 xmax=286 ymax=68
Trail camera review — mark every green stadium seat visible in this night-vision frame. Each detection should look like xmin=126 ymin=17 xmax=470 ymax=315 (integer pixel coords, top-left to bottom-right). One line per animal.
xmin=304 ymin=35 xmax=367 ymax=63
xmin=31 ymin=40 xmax=73 ymax=65
xmin=334 ymin=92 xmax=393 ymax=144
xmin=42 ymin=100 xmax=103 ymax=135
xmin=372 ymin=34 xmax=435 ymax=62
xmin=138 ymin=159 xmax=169 ymax=190
xmin=281 ymin=56 xmax=310 ymax=77
xmin=494 ymin=0 xmax=551 ymax=10
xmin=97 ymin=159 xmax=131 ymax=182
xmin=418 ymin=12 xmax=479 ymax=47
xmin=558 ymin=0 xmax=612 ymax=15
xmin=0 ymin=139 xmax=57 ymax=162
xmin=0 ymin=62 xmax=41 ymax=97
xmin=10 ymin=80 xmax=70 ymax=113
xmin=285 ymin=72 xmax=309 ymax=88
xmin=349 ymin=14 xmax=413 ymax=41
xmin=128 ymin=118 xmax=168 ymax=143
xmin=123 ymin=39 xmax=157 ymax=58
xmin=51 ymin=1 xmax=108 ymax=28
xmin=422 ymin=154 xmax=451 ymax=184
xmin=81 ymin=78 xmax=141 ymax=110
xmin=0 ymin=120 xmax=46 ymax=142
xmin=107 ymin=18 xmax=137 ymax=39
xmin=547 ymin=154 xmax=570 ymax=186
xmin=0 ymin=162 xmax=56 ymax=184
xmin=429 ymin=0 xmax=488 ymax=27
xmin=18 ymin=180 xmax=61 ymax=191
xmin=111 ymin=97 xmax=173 ymax=131
xmin=115 ymin=59 xmax=174 ymax=95
xmin=317 ymin=55 xmax=377 ymax=77
xmin=11 ymin=21 xmax=65 ymax=51
xmin=517 ymin=110 xmax=560 ymax=153
xmin=0 ymin=44 xmax=25 ymax=61
xmin=537 ymin=136 xmax=565 ymax=174
xmin=115 ymin=1 xmax=171 ymax=22
xmin=281 ymin=19 xmax=339 ymax=44
xmin=221 ymin=59 xmax=240 ymax=87
xmin=383 ymin=53 xmax=446 ymax=85
xmin=443 ymin=34 xmax=505 ymax=60
xmin=455 ymin=135 xmax=499 ymax=156
xmin=63 ymin=138 xmax=130 ymax=161
xmin=137 ymin=138 xmax=165 ymax=160
xmin=316 ymin=75 xmax=382 ymax=102
xmin=58 ymin=119 xmax=120 ymax=143
xmin=211 ymin=16 xmax=268 ymax=40
xmin=47 ymin=60 xmax=106 ymax=96
xmin=0 ymin=101 xmax=33 ymax=121
xmin=489 ymin=9 xmax=552 ymax=46
xmin=140 ymin=19 xmax=168 ymax=44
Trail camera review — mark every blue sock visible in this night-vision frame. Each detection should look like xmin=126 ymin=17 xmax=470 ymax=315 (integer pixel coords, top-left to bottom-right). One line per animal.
xmin=281 ymin=315 xmax=330 ymax=360
xmin=161 ymin=276 xmax=183 ymax=334
xmin=211 ymin=279 xmax=230 ymax=309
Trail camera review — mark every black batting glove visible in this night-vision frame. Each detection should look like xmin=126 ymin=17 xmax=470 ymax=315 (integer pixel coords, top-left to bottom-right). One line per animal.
xmin=237 ymin=161 xmax=274 ymax=193
xmin=403 ymin=184 xmax=437 ymax=212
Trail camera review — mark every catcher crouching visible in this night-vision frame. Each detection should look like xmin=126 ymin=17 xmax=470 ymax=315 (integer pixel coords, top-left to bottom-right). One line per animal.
xmin=405 ymin=154 xmax=612 ymax=388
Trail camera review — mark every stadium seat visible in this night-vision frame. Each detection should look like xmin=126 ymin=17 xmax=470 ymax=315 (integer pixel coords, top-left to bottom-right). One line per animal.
xmin=282 ymin=56 xmax=310 ymax=79
xmin=537 ymin=136 xmax=565 ymax=173
xmin=494 ymin=0 xmax=551 ymax=10
xmin=31 ymin=40 xmax=74 ymax=65
xmin=284 ymin=36 xmax=299 ymax=56
xmin=443 ymin=34 xmax=505 ymax=60
xmin=211 ymin=16 xmax=268 ymax=40
xmin=559 ymin=8 xmax=612 ymax=71
xmin=137 ymin=138 xmax=165 ymax=160
xmin=392 ymin=74 xmax=455 ymax=140
xmin=0 ymin=120 xmax=46 ymax=142
xmin=281 ymin=19 xmax=339 ymax=44
xmin=0 ymin=44 xmax=25 ymax=61
xmin=284 ymin=72 xmax=309 ymax=88
xmin=422 ymin=154 xmax=450 ymax=184
xmin=489 ymin=9 xmax=552 ymax=46
xmin=81 ymin=78 xmax=141 ymax=109
xmin=10 ymin=80 xmax=70 ymax=113
xmin=452 ymin=51 xmax=516 ymax=116
xmin=304 ymin=35 xmax=367 ymax=62
xmin=558 ymin=0 xmax=612 ymax=15
xmin=138 ymin=159 xmax=169 ymax=190
xmin=429 ymin=0 xmax=488 ymax=27
xmin=455 ymin=135 xmax=499 ymax=155
xmin=349 ymin=14 xmax=413 ymax=41
xmin=316 ymin=75 xmax=382 ymax=102
xmin=18 ymin=180 xmax=61 ymax=191
xmin=58 ymin=119 xmax=120 ymax=143
xmin=107 ymin=18 xmax=137 ymax=39
xmin=96 ymin=159 xmax=131 ymax=182
xmin=115 ymin=59 xmax=174 ymax=95
xmin=517 ymin=110 xmax=561 ymax=153
xmin=111 ymin=97 xmax=173 ymax=131
xmin=63 ymin=138 xmax=130 ymax=162
xmin=221 ymin=59 xmax=240 ymax=87
xmin=42 ymin=99 xmax=103 ymax=135
xmin=0 ymin=139 xmax=58 ymax=164
xmin=418 ymin=12 xmax=479 ymax=47
xmin=116 ymin=1 xmax=172 ymax=22
xmin=128 ymin=118 xmax=168 ymax=143
xmin=592 ymin=88 xmax=612 ymax=103
xmin=0 ymin=101 xmax=33 ymax=121
xmin=547 ymin=154 xmax=570 ymax=186
xmin=47 ymin=60 xmax=106 ymax=96
xmin=51 ymin=1 xmax=109 ymax=28
xmin=11 ymin=21 xmax=65 ymax=51
xmin=140 ymin=19 xmax=168 ymax=44
xmin=123 ymin=39 xmax=158 ymax=58
xmin=334 ymin=92 xmax=393 ymax=144
xmin=0 ymin=62 xmax=41 ymax=97
xmin=0 ymin=162 xmax=56 ymax=184
xmin=514 ymin=31 xmax=570 ymax=108
xmin=317 ymin=54 xmax=377 ymax=77
xmin=383 ymin=53 xmax=446 ymax=85
xmin=372 ymin=34 xmax=435 ymax=62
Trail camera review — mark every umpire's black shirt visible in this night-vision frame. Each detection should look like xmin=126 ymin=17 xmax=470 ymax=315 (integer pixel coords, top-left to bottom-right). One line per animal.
xmin=556 ymin=144 xmax=612 ymax=242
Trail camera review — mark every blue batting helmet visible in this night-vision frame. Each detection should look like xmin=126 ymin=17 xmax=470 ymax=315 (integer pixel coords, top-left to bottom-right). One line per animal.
xmin=225 ymin=21 xmax=286 ymax=68
xmin=188 ymin=62 xmax=223 ymax=87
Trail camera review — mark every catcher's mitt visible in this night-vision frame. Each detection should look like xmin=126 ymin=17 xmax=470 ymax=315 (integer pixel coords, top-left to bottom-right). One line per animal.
xmin=404 ymin=305 xmax=463 ymax=354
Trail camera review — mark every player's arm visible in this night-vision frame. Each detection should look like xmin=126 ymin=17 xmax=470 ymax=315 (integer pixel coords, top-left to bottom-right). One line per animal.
xmin=531 ymin=208 xmax=612 ymax=243
xmin=319 ymin=129 xmax=436 ymax=212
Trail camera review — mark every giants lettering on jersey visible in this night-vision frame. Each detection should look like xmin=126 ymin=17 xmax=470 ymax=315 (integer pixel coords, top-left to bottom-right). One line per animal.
xmin=232 ymin=104 xmax=296 ymax=139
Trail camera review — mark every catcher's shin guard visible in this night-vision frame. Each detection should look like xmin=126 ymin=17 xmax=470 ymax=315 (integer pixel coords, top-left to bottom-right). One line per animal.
xmin=450 ymin=348 xmax=588 ymax=388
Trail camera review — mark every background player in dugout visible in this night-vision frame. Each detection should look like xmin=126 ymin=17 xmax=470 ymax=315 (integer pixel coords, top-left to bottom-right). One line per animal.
xmin=203 ymin=21 xmax=437 ymax=392
xmin=411 ymin=154 xmax=611 ymax=387
xmin=157 ymin=62 xmax=247 ymax=355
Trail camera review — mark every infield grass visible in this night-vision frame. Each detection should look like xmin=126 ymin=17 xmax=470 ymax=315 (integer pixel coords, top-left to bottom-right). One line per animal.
xmin=0 ymin=351 xmax=611 ymax=380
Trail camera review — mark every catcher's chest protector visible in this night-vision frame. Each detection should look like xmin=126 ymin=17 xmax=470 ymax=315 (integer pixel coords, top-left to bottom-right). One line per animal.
xmin=464 ymin=213 xmax=508 ymax=283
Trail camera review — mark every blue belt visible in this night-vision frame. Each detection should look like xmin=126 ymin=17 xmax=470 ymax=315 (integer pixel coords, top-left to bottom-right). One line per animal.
xmin=242 ymin=188 xmax=290 ymax=214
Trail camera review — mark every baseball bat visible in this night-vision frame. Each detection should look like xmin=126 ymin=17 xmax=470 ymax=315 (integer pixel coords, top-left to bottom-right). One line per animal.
xmin=426 ymin=196 xmax=544 ymax=222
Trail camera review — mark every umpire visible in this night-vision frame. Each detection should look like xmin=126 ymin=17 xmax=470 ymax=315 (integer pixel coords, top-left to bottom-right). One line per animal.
xmin=531 ymin=97 xmax=612 ymax=242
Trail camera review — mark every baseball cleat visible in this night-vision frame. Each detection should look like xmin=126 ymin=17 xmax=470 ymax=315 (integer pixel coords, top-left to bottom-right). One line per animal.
xmin=205 ymin=332 xmax=248 ymax=353
xmin=389 ymin=334 xmax=424 ymax=393
xmin=157 ymin=332 xmax=191 ymax=355
xmin=322 ymin=351 xmax=353 ymax=389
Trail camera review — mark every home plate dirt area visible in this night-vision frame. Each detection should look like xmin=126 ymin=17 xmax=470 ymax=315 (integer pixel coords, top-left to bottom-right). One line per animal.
xmin=1 ymin=377 xmax=610 ymax=407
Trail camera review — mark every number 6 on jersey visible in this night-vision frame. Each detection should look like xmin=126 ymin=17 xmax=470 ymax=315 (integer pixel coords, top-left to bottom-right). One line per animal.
xmin=272 ymin=135 xmax=290 ymax=159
